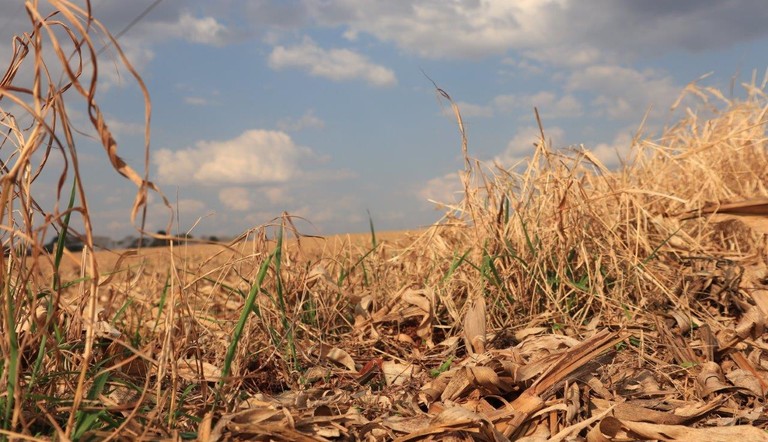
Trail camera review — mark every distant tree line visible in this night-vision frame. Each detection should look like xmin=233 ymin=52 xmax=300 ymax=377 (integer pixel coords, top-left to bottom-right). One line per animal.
xmin=39 ymin=230 xmax=225 ymax=252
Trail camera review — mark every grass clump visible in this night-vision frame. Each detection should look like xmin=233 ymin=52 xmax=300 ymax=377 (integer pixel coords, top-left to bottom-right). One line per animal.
xmin=2 ymin=3 xmax=768 ymax=440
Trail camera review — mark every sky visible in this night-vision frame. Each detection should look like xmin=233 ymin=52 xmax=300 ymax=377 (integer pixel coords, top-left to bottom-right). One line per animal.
xmin=1 ymin=1 xmax=768 ymax=240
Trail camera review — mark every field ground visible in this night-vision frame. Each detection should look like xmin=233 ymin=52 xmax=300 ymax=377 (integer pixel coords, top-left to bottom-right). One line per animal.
xmin=28 ymin=208 xmax=768 ymax=440
xmin=43 ymin=230 xmax=422 ymax=274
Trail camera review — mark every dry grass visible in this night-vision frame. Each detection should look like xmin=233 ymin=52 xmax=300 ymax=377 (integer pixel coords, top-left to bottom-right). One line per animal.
xmin=2 ymin=3 xmax=768 ymax=441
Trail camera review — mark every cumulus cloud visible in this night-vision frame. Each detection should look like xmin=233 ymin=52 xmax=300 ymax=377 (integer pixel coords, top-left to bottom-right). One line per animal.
xmin=493 ymin=91 xmax=583 ymax=118
xmin=154 ymin=129 xmax=314 ymax=185
xmin=589 ymin=129 xmax=636 ymax=167
xmin=277 ymin=110 xmax=326 ymax=131
xmin=304 ymin=1 xmax=539 ymax=59
xmin=218 ymin=185 xmax=289 ymax=212
xmin=292 ymin=195 xmax=363 ymax=224
xmin=501 ymin=57 xmax=544 ymax=75
xmin=89 ymin=36 xmax=155 ymax=89
xmin=262 ymin=186 xmax=289 ymax=204
xmin=566 ymin=65 xmax=680 ymax=119
xmin=9 ymin=1 xmax=767 ymax=73
xmin=0 ymin=5 xmax=231 ymax=75
xmin=142 ymin=198 xmax=207 ymax=233
xmin=268 ymin=37 xmax=397 ymax=87
xmin=132 ymin=11 xmax=234 ymax=46
xmin=542 ymin=1 xmax=768 ymax=59
xmin=434 ymin=90 xmax=582 ymax=122
xmin=176 ymin=198 xmax=207 ymax=214
xmin=184 ymin=96 xmax=209 ymax=106
xmin=166 ymin=12 xmax=233 ymax=46
xmin=302 ymin=1 xmax=768 ymax=63
xmin=6 ymin=10 xmax=226 ymax=89
xmin=442 ymin=101 xmax=494 ymax=119
xmin=419 ymin=172 xmax=464 ymax=204
xmin=494 ymin=125 xmax=566 ymax=167
xmin=522 ymin=45 xmax=604 ymax=68
xmin=105 ymin=117 xmax=145 ymax=136
xmin=219 ymin=187 xmax=252 ymax=212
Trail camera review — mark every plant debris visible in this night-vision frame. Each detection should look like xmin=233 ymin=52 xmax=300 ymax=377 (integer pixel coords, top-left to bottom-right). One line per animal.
xmin=1 ymin=2 xmax=768 ymax=440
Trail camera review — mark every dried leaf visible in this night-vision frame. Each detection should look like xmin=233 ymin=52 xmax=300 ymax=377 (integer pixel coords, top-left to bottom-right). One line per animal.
xmin=177 ymin=358 xmax=222 ymax=382
xmin=381 ymin=361 xmax=418 ymax=387
xmin=595 ymin=416 xmax=768 ymax=441
xmin=726 ymin=368 xmax=764 ymax=397
xmin=463 ymin=294 xmax=487 ymax=355
xmin=318 ymin=344 xmax=356 ymax=371
xmin=697 ymin=361 xmax=729 ymax=396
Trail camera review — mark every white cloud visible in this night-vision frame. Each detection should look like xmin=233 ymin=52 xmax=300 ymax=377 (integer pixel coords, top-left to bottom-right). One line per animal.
xmin=493 ymin=91 xmax=583 ymax=118
xmin=501 ymin=57 xmax=544 ymax=75
xmin=263 ymin=187 xmax=289 ymax=204
xmin=184 ymin=96 xmax=209 ymax=106
xmin=268 ymin=37 xmax=397 ymax=87
xmin=589 ymin=129 xmax=635 ymax=168
xmin=304 ymin=1 xmax=541 ymax=59
xmin=493 ymin=124 xmax=632 ymax=171
xmin=162 ymin=12 xmax=232 ymax=46
xmin=292 ymin=195 xmax=363 ymax=224
xmin=105 ymin=117 xmax=145 ymax=136
xmin=539 ymin=2 xmax=768 ymax=59
xmin=522 ymin=45 xmax=604 ymax=68
xmin=303 ymin=1 xmax=768 ymax=63
xmin=277 ymin=110 xmax=325 ymax=131
xmin=0 ymin=7 xmax=233 ymax=68
xmin=494 ymin=125 xmax=566 ymax=167
xmin=442 ymin=101 xmax=494 ymax=118
xmin=419 ymin=171 xmax=464 ymax=204
xmin=142 ymin=197 xmax=208 ymax=232
xmin=94 ymin=36 xmax=156 ymax=89
xmin=551 ymin=94 xmax=583 ymax=116
xmin=154 ymin=129 xmax=313 ymax=185
xmin=243 ymin=211 xmax=284 ymax=227
xmin=219 ymin=187 xmax=252 ymax=212
xmin=176 ymin=198 xmax=206 ymax=214
xmin=566 ymin=65 xmax=679 ymax=119
xmin=431 ymin=90 xmax=582 ymax=123
xmin=218 ymin=185 xmax=289 ymax=212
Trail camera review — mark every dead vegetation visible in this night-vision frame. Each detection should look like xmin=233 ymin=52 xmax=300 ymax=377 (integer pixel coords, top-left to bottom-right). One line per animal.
xmin=2 ymin=2 xmax=768 ymax=441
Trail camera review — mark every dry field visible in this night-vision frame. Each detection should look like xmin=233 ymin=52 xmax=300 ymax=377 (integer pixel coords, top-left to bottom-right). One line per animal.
xmin=2 ymin=3 xmax=768 ymax=441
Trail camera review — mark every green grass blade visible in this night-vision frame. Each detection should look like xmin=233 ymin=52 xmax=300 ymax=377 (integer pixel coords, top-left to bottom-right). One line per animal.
xmin=218 ymin=253 xmax=272 ymax=392
xmin=25 ymin=179 xmax=81 ymax=406
xmin=273 ymin=225 xmax=298 ymax=370
xmin=441 ymin=248 xmax=472 ymax=284
xmin=641 ymin=226 xmax=683 ymax=266
xmin=73 ymin=367 xmax=111 ymax=439
xmin=52 ymin=178 xmax=78 ymax=291
xmin=3 ymin=275 xmax=19 ymax=429
xmin=367 ymin=209 xmax=377 ymax=248
xmin=517 ymin=212 xmax=537 ymax=257
xmin=151 ymin=273 xmax=171 ymax=334
xmin=337 ymin=245 xmax=379 ymax=286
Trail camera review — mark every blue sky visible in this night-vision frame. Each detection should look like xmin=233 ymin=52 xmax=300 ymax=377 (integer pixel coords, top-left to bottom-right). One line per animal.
xmin=2 ymin=1 xmax=768 ymax=239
